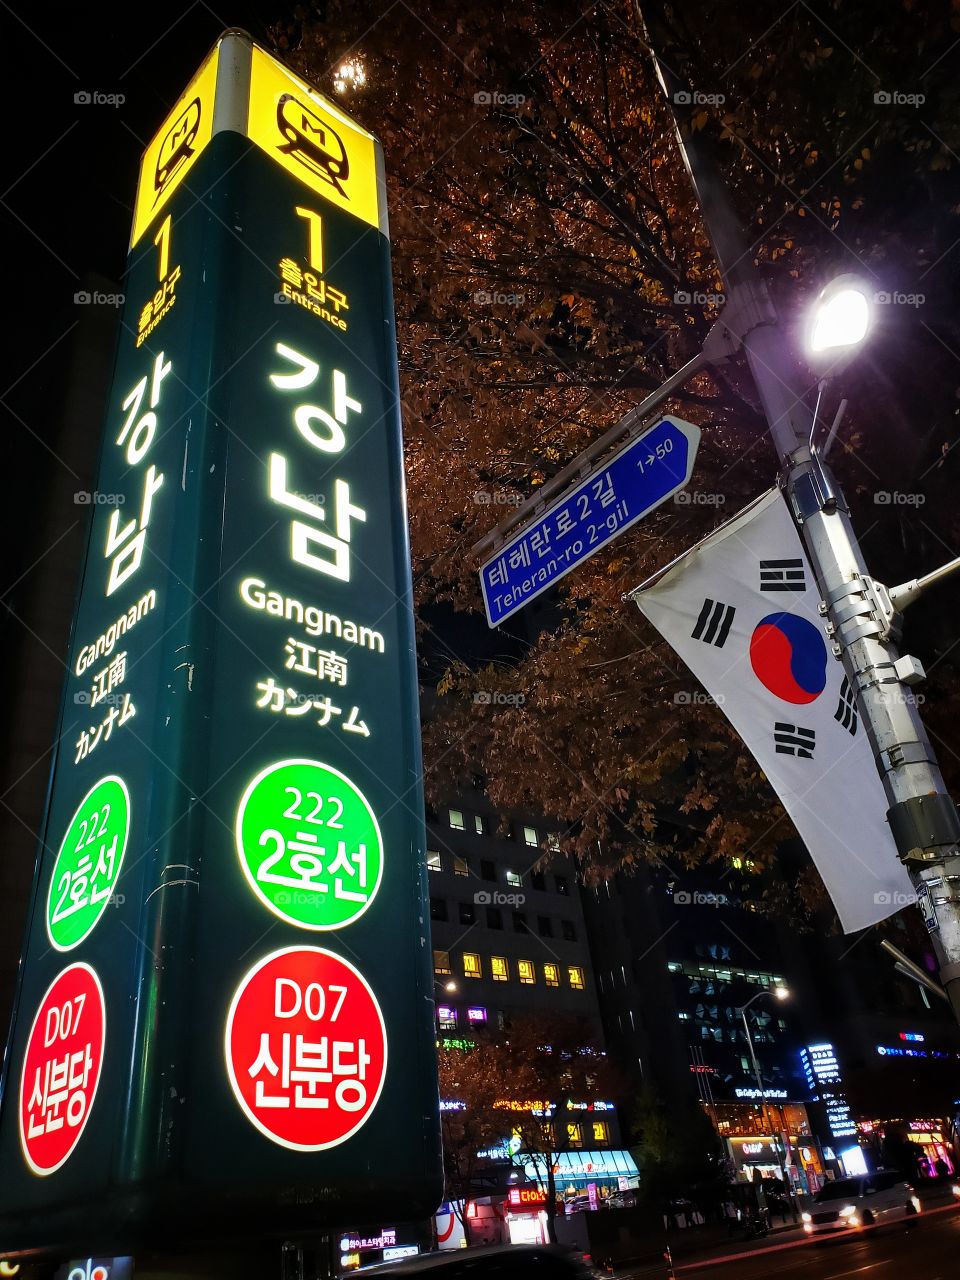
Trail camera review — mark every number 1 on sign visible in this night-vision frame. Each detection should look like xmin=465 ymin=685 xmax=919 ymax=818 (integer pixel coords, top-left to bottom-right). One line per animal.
xmin=154 ymin=214 xmax=171 ymax=281
xmin=296 ymin=206 xmax=324 ymax=274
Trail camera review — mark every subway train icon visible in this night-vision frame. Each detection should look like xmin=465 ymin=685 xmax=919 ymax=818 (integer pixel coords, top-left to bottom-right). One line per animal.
xmin=276 ymin=92 xmax=350 ymax=197
xmin=153 ymin=96 xmax=202 ymax=204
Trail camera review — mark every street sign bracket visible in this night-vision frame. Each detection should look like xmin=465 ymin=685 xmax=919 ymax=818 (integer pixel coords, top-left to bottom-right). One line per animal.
xmin=470 ymin=349 xmax=707 ymax=564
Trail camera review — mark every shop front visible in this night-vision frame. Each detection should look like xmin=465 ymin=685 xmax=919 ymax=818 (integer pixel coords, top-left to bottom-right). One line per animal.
xmin=504 ymin=1187 xmax=553 ymax=1244
xmin=721 ymin=1105 xmax=824 ymax=1195
xmin=520 ymin=1149 xmax=640 ymax=1209
xmin=858 ymin=1117 xmax=957 ymax=1179
xmin=338 ymin=1228 xmax=421 ymax=1270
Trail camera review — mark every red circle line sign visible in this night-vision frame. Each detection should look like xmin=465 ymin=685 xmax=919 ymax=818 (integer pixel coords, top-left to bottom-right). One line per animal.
xmin=224 ymin=945 xmax=387 ymax=1151
xmin=18 ymin=961 xmax=106 ymax=1176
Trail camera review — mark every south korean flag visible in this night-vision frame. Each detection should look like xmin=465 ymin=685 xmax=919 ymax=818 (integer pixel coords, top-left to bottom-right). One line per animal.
xmin=631 ymin=488 xmax=914 ymax=933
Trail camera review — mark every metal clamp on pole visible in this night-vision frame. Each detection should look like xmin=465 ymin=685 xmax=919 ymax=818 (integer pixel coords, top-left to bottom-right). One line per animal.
xmin=888 ymin=794 xmax=960 ymax=865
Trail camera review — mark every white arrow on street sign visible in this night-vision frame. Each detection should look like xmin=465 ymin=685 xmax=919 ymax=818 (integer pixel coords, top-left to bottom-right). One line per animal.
xmin=479 ymin=415 xmax=700 ymax=627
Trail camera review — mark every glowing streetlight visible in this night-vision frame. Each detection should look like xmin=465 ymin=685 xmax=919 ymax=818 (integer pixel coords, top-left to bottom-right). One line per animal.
xmin=737 ymin=986 xmax=797 ymax=1219
xmin=806 ymin=275 xmax=873 ymax=370
xmin=333 ymin=58 xmax=367 ymax=94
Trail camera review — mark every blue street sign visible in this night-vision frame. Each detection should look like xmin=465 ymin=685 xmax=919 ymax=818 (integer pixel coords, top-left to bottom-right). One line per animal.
xmin=480 ymin=415 xmax=700 ymax=627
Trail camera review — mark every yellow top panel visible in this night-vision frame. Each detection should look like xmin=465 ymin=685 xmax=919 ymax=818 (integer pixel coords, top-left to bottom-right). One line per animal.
xmin=247 ymin=46 xmax=380 ymax=230
xmin=131 ymin=47 xmax=219 ymax=246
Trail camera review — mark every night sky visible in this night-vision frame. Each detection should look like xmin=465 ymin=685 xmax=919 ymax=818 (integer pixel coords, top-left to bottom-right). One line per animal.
xmin=1 ymin=3 xmax=290 ymax=600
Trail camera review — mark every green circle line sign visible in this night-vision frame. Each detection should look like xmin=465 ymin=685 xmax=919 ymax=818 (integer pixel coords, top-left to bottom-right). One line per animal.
xmin=235 ymin=758 xmax=384 ymax=930
xmin=45 ymin=775 xmax=131 ymax=951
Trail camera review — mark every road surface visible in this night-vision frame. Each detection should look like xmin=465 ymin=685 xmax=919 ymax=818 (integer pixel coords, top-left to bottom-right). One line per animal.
xmin=623 ymin=1202 xmax=960 ymax=1279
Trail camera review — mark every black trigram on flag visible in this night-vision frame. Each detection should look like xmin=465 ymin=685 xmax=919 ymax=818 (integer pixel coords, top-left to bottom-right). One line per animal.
xmin=760 ymin=558 xmax=806 ymax=592
xmin=834 ymin=676 xmax=858 ymax=735
xmin=774 ymin=722 xmax=816 ymax=759
xmin=691 ymin=598 xmax=735 ymax=648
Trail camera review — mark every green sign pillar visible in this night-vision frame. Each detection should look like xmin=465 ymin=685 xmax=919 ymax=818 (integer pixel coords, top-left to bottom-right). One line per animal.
xmin=0 ymin=32 xmax=441 ymax=1250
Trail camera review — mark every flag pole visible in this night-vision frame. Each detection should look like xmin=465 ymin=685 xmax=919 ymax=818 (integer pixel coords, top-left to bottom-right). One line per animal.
xmin=637 ymin=3 xmax=960 ymax=1022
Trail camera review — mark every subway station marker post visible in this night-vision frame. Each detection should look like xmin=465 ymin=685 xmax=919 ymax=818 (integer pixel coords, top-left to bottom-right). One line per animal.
xmin=0 ymin=31 xmax=441 ymax=1252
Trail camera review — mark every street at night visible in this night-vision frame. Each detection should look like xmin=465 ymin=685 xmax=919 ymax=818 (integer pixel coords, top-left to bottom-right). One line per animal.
xmin=3 ymin=2 xmax=960 ymax=1278
xmin=648 ymin=1204 xmax=960 ymax=1279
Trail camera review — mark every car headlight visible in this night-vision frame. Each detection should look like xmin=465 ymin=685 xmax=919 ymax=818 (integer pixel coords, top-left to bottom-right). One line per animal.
xmin=953 ymin=1184 xmax=960 ymax=1198
xmin=801 ymin=1212 xmax=812 ymax=1223
xmin=839 ymin=1205 xmax=857 ymax=1218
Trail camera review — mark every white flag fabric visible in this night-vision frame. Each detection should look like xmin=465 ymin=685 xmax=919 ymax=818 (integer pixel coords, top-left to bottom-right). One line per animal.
xmin=632 ymin=488 xmax=914 ymax=933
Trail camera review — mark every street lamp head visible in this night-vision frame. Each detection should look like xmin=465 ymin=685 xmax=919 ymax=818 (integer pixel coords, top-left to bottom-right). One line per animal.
xmin=773 ymin=985 xmax=790 ymax=1001
xmin=806 ymin=274 xmax=873 ymax=373
xmin=333 ymin=58 xmax=367 ymax=94
xmin=444 ymin=980 xmax=458 ymax=993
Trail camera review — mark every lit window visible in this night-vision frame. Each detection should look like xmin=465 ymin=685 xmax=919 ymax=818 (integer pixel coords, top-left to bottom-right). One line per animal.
xmin=523 ymin=825 xmax=538 ymax=846
xmin=449 ymin=809 xmax=465 ymax=830
xmin=437 ymin=1005 xmax=457 ymax=1029
xmin=453 ymin=855 xmax=469 ymax=877
xmin=567 ymin=1122 xmax=583 ymax=1146
xmin=474 ymin=815 xmax=484 ymax=835
xmin=462 ymin=953 xmax=482 ymax=979
xmin=491 ymin=956 xmax=509 ymax=982
xmin=467 ymin=1007 xmax=487 ymax=1024
xmin=546 ymin=833 xmax=561 ymax=852
xmin=518 ymin=960 xmax=536 ymax=985
xmin=427 ymin=850 xmax=442 ymax=872
xmin=568 ymin=966 xmax=585 ymax=990
xmin=434 ymin=950 xmax=452 ymax=976
xmin=544 ymin=963 xmax=560 ymax=987
xmin=506 ymin=870 xmax=522 ymax=887
xmin=592 ymin=1120 xmax=609 ymax=1143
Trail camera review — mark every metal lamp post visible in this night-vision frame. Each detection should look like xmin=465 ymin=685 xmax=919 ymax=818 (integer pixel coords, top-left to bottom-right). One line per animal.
xmin=636 ymin=1 xmax=960 ymax=1024
xmin=736 ymin=987 xmax=797 ymax=1220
